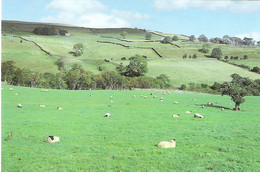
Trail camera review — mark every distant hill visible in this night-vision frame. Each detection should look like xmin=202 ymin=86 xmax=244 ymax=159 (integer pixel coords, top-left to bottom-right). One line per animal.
xmin=2 ymin=20 xmax=260 ymax=86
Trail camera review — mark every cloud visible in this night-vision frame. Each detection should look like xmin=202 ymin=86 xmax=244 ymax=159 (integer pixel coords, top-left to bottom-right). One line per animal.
xmin=42 ymin=0 xmax=151 ymax=28
xmin=236 ymin=32 xmax=260 ymax=41
xmin=153 ymin=0 xmax=260 ymax=13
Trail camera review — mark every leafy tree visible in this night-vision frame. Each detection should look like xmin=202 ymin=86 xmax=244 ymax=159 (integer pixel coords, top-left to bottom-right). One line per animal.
xmin=116 ymin=63 xmax=126 ymax=75
xmin=180 ymin=84 xmax=187 ymax=90
xmin=156 ymin=74 xmax=171 ymax=88
xmin=198 ymin=34 xmax=208 ymax=42
xmin=222 ymin=74 xmax=258 ymax=111
xmin=33 ymin=26 xmax=57 ymax=35
xmin=172 ymin=35 xmax=179 ymax=41
xmin=198 ymin=44 xmax=210 ymax=53
xmin=55 ymin=57 xmax=66 ymax=71
xmin=120 ymin=31 xmax=128 ymax=39
xmin=1 ymin=61 xmax=16 ymax=84
xmin=125 ymin=54 xmax=148 ymax=77
xmin=73 ymin=43 xmax=84 ymax=57
xmin=161 ymin=36 xmax=172 ymax=44
xmin=189 ymin=35 xmax=195 ymax=42
xmin=59 ymin=29 xmax=68 ymax=36
xmin=224 ymin=56 xmax=229 ymax=59
xmin=243 ymin=55 xmax=248 ymax=60
xmin=211 ymin=82 xmax=221 ymax=90
xmin=250 ymin=67 xmax=260 ymax=74
xmin=192 ymin=54 xmax=198 ymax=59
xmin=145 ymin=33 xmax=152 ymax=40
xmin=211 ymin=48 xmax=222 ymax=59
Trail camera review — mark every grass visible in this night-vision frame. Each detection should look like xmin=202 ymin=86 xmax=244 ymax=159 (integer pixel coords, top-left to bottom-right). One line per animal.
xmin=1 ymin=84 xmax=260 ymax=171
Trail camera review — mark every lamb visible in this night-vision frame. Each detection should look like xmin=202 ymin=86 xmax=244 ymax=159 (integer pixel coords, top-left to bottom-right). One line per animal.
xmin=157 ymin=139 xmax=176 ymax=148
xmin=110 ymin=96 xmax=113 ymax=99
xmin=39 ymin=105 xmax=45 ymax=108
xmin=110 ymin=100 xmax=113 ymax=103
xmin=57 ymin=107 xmax=63 ymax=110
xmin=104 ymin=113 xmax=111 ymax=117
xmin=47 ymin=136 xmax=60 ymax=143
xmin=41 ymin=89 xmax=44 ymax=92
xmin=17 ymin=104 xmax=22 ymax=108
xmin=172 ymin=114 xmax=180 ymax=118
xmin=174 ymin=101 xmax=178 ymax=104
xmin=194 ymin=113 xmax=203 ymax=118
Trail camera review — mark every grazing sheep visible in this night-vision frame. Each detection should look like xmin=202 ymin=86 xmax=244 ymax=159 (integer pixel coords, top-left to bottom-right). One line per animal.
xmin=133 ymin=95 xmax=136 ymax=98
xmin=207 ymin=102 xmax=213 ymax=106
xmin=41 ymin=89 xmax=44 ymax=92
xmin=110 ymin=96 xmax=113 ymax=99
xmin=221 ymin=108 xmax=225 ymax=111
xmin=160 ymin=97 xmax=164 ymax=101
xmin=163 ymin=91 xmax=166 ymax=95
xmin=215 ymin=102 xmax=219 ymax=104
xmin=194 ymin=113 xmax=203 ymax=118
xmin=47 ymin=136 xmax=60 ymax=143
xmin=172 ymin=114 xmax=180 ymax=118
xmin=174 ymin=101 xmax=178 ymax=104
xmin=157 ymin=139 xmax=176 ymax=148
xmin=153 ymin=96 xmax=157 ymax=98
xmin=15 ymin=93 xmax=19 ymax=95
xmin=202 ymin=105 xmax=205 ymax=108
xmin=143 ymin=96 xmax=147 ymax=99
xmin=39 ymin=105 xmax=45 ymax=108
xmin=104 ymin=113 xmax=111 ymax=117
xmin=110 ymin=100 xmax=113 ymax=103
xmin=57 ymin=107 xmax=63 ymax=110
xmin=185 ymin=111 xmax=192 ymax=113
xmin=9 ymin=88 xmax=13 ymax=91
xmin=17 ymin=104 xmax=22 ymax=108
xmin=90 ymin=95 xmax=93 ymax=97
xmin=45 ymin=89 xmax=48 ymax=92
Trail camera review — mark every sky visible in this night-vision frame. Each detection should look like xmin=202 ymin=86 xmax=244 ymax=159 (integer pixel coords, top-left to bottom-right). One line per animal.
xmin=2 ymin=0 xmax=260 ymax=41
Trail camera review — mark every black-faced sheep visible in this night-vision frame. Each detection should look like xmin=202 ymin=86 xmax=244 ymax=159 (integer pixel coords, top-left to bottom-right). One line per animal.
xmin=47 ymin=136 xmax=60 ymax=143
xmin=202 ymin=105 xmax=205 ymax=108
xmin=104 ymin=113 xmax=110 ymax=117
xmin=185 ymin=111 xmax=192 ymax=113
xmin=157 ymin=139 xmax=176 ymax=148
xmin=172 ymin=114 xmax=180 ymax=118
xmin=17 ymin=104 xmax=22 ymax=108
xmin=194 ymin=113 xmax=203 ymax=118
xmin=57 ymin=107 xmax=63 ymax=110
xmin=174 ymin=101 xmax=178 ymax=104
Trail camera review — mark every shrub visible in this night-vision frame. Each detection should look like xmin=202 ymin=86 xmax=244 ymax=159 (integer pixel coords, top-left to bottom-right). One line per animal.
xmin=192 ymin=54 xmax=198 ymax=59
xmin=161 ymin=36 xmax=172 ymax=44
xmin=121 ymin=57 xmax=127 ymax=60
xmin=172 ymin=36 xmax=179 ymax=41
xmin=180 ymin=84 xmax=186 ymax=90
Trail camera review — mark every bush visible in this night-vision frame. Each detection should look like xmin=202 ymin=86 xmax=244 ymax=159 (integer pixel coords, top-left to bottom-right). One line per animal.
xmin=121 ymin=57 xmax=127 ymax=60
xmin=172 ymin=36 xmax=179 ymax=41
xmin=59 ymin=29 xmax=68 ymax=36
xmin=180 ymin=84 xmax=187 ymax=90
xmin=211 ymin=48 xmax=222 ymax=59
xmin=211 ymin=82 xmax=221 ymax=90
xmin=224 ymin=56 xmax=229 ymax=59
xmin=183 ymin=54 xmax=187 ymax=59
xmin=250 ymin=67 xmax=260 ymax=74
xmin=161 ymin=36 xmax=172 ymax=44
xmin=33 ymin=26 xmax=57 ymax=35
xmin=192 ymin=54 xmax=198 ymax=59
xmin=201 ymin=83 xmax=208 ymax=88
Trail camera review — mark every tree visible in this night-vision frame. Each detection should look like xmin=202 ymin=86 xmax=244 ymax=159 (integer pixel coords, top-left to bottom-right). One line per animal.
xmin=189 ymin=35 xmax=195 ymax=42
xmin=145 ymin=33 xmax=152 ymax=40
xmin=211 ymin=48 xmax=222 ymax=59
xmin=1 ymin=61 xmax=16 ymax=84
xmin=222 ymin=74 xmax=257 ymax=111
xmin=120 ymin=31 xmax=128 ymax=39
xmin=198 ymin=34 xmax=208 ymax=42
xmin=156 ymin=74 xmax=171 ymax=88
xmin=116 ymin=63 xmax=126 ymax=75
xmin=55 ymin=57 xmax=66 ymax=71
xmin=161 ymin=36 xmax=172 ymax=44
xmin=59 ymin=29 xmax=68 ymax=36
xmin=125 ymin=54 xmax=148 ymax=77
xmin=198 ymin=44 xmax=210 ymax=53
xmin=172 ymin=35 xmax=179 ymax=41
xmin=73 ymin=43 xmax=84 ymax=57
xmin=192 ymin=54 xmax=198 ymax=59
xmin=183 ymin=53 xmax=187 ymax=59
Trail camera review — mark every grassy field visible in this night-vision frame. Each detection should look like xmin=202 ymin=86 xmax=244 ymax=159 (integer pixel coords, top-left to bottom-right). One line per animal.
xmin=2 ymin=84 xmax=260 ymax=171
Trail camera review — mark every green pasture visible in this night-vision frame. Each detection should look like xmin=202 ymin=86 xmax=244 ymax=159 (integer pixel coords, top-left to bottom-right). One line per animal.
xmin=2 ymin=85 xmax=260 ymax=171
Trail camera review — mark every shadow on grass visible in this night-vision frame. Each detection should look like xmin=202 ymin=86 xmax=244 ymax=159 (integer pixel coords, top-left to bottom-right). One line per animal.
xmin=195 ymin=104 xmax=233 ymax=110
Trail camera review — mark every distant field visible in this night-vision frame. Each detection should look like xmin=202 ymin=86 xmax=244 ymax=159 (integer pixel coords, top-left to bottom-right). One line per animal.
xmin=2 ymin=20 xmax=260 ymax=86
xmin=2 ymin=85 xmax=260 ymax=171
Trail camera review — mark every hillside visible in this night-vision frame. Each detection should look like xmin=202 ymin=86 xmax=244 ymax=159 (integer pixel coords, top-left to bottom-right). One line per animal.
xmin=2 ymin=20 xmax=260 ymax=86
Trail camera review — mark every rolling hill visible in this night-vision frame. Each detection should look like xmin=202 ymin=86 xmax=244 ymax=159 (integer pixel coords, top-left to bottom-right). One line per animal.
xmin=2 ymin=20 xmax=260 ymax=86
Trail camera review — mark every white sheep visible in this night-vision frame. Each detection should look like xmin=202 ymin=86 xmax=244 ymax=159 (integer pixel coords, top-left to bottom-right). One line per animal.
xmin=185 ymin=111 xmax=192 ymax=113
xmin=160 ymin=97 xmax=164 ymax=101
xmin=202 ymin=105 xmax=205 ymax=108
xmin=143 ymin=96 xmax=147 ymax=99
xmin=57 ymin=107 xmax=63 ymax=110
xmin=153 ymin=96 xmax=157 ymax=98
xmin=17 ymin=104 xmax=22 ymax=108
xmin=41 ymin=89 xmax=44 ymax=92
xmin=207 ymin=102 xmax=213 ymax=106
xmin=172 ymin=114 xmax=180 ymax=118
xmin=157 ymin=139 xmax=176 ymax=148
xmin=39 ymin=105 xmax=45 ymax=108
xmin=104 ymin=113 xmax=111 ymax=117
xmin=174 ymin=101 xmax=178 ymax=104
xmin=15 ymin=93 xmax=19 ymax=95
xmin=47 ymin=136 xmax=60 ymax=143
xmin=110 ymin=96 xmax=113 ymax=99
xmin=133 ymin=95 xmax=136 ymax=98
xmin=221 ymin=108 xmax=224 ymax=111
xmin=110 ymin=100 xmax=113 ymax=103
xmin=45 ymin=89 xmax=48 ymax=92
xmin=9 ymin=88 xmax=13 ymax=91
xmin=194 ymin=113 xmax=203 ymax=118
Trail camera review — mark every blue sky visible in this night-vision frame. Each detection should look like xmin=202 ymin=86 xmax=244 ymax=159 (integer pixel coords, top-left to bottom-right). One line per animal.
xmin=2 ymin=0 xmax=260 ymax=40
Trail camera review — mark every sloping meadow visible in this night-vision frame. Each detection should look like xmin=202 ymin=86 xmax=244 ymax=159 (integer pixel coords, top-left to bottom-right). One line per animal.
xmin=2 ymin=85 xmax=260 ymax=171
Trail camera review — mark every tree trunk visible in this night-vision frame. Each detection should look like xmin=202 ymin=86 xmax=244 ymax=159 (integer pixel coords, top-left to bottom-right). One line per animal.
xmin=234 ymin=103 xmax=240 ymax=111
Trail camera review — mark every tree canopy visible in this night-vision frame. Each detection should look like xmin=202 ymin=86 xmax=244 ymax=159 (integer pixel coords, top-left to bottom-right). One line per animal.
xmin=211 ymin=48 xmax=222 ymax=59
xmin=125 ymin=55 xmax=148 ymax=77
